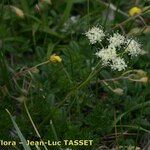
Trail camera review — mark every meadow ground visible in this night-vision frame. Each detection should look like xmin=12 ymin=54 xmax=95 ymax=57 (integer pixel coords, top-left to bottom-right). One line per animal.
xmin=0 ymin=0 xmax=150 ymax=150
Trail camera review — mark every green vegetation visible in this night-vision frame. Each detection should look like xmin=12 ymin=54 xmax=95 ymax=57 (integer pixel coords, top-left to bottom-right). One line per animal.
xmin=0 ymin=0 xmax=150 ymax=149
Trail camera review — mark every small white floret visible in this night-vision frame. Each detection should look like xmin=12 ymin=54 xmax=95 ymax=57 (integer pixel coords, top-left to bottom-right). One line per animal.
xmin=95 ymin=46 xmax=117 ymax=66
xmin=108 ymin=33 xmax=125 ymax=48
xmin=125 ymin=39 xmax=142 ymax=57
xmin=85 ymin=26 xmax=105 ymax=44
xmin=111 ymin=57 xmax=127 ymax=71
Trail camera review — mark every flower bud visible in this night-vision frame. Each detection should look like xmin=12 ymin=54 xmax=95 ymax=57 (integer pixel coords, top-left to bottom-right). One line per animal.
xmin=31 ymin=67 xmax=39 ymax=74
xmin=113 ymin=88 xmax=124 ymax=95
xmin=129 ymin=7 xmax=142 ymax=16
xmin=10 ymin=6 xmax=24 ymax=18
xmin=136 ymin=70 xmax=147 ymax=78
xmin=139 ymin=77 xmax=148 ymax=83
xmin=16 ymin=96 xmax=27 ymax=103
xmin=49 ymin=54 xmax=62 ymax=63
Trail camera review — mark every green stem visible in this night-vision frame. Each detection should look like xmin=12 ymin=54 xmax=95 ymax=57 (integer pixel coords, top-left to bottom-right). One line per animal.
xmin=15 ymin=60 xmax=49 ymax=77
xmin=114 ymin=101 xmax=150 ymax=127
xmin=116 ymin=125 xmax=150 ymax=134
xmin=57 ymin=61 xmax=102 ymax=108
xmin=50 ymin=120 xmax=63 ymax=150
xmin=24 ymin=102 xmax=48 ymax=150
xmin=57 ymin=0 xmax=74 ymax=29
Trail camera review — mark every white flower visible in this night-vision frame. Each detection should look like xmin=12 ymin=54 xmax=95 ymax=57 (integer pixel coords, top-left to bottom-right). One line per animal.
xmin=125 ymin=39 xmax=142 ymax=57
xmin=70 ymin=16 xmax=79 ymax=24
xmin=108 ymin=33 xmax=125 ymax=48
xmin=111 ymin=57 xmax=127 ymax=71
xmin=85 ymin=26 xmax=105 ymax=44
xmin=95 ymin=46 xmax=117 ymax=66
xmin=61 ymin=16 xmax=80 ymax=32
xmin=96 ymin=47 xmax=127 ymax=71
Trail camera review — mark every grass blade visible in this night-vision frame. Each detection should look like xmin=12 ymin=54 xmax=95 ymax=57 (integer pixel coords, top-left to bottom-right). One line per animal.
xmin=57 ymin=0 xmax=74 ymax=29
xmin=20 ymin=0 xmax=29 ymax=15
xmin=114 ymin=101 xmax=150 ymax=126
xmin=6 ymin=109 xmax=32 ymax=150
xmin=24 ymin=102 xmax=48 ymax=150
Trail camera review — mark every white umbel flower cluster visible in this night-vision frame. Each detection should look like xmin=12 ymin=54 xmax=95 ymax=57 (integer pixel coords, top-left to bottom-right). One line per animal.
xmin=125 ymin=39 xmax=142 ymax=57
xmin=109 ymin=33 xmax=125 ymax=48
xmin=85 ymin=26 xmax=142 ymax=71
xmin=85 ymin=26 xmax=105 ymax=44
xmin=110 ymin=57 xmax=127 ymax=71
xmin=95 ymin=46 xmax=117 ymax=66
xmin=96 ymin=46 xmax=127 ymax=71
